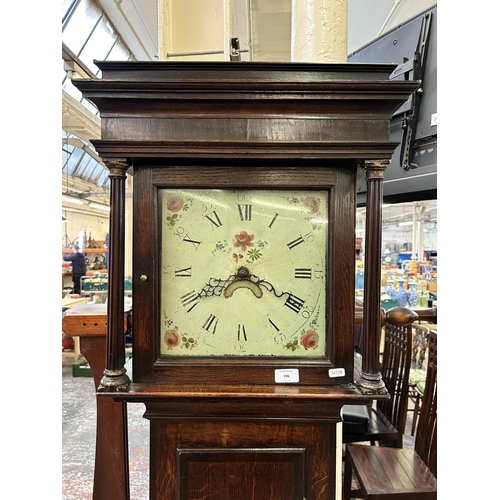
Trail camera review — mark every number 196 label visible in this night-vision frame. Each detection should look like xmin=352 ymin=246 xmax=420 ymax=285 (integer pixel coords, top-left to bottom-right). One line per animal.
xmin=275 ymin=369 xmax=299 ymax=383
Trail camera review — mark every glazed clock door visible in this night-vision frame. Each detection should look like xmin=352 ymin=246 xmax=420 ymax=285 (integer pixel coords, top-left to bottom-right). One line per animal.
xmin=132 ymin=164 xmax=357 ymax=385
xmin=159 ymin=188 xmax=328 ymax=358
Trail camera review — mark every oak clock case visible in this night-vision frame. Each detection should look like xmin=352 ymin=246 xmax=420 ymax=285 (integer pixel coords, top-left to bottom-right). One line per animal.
xmin=70 ymin=60 xmax=419 ymax=500
xmin=159 ymin=188 xmax=328 ymax=358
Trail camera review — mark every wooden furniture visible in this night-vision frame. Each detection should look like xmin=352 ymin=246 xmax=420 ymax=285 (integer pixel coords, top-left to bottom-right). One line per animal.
xmin=62 ymin=297 xmax=88 ymax=360
xmin=73 ymin=62 xmax=417 ymax=500
xmin=343 ymin=330 xmax=437 ymax=499
xmin=343 ymin=306 xmax=418 ymax=448
xmin=411 ymin=308 xmax=437 ymax=367
xmin=62 ymin=304 xmax=132 ymax=500
xmin=412 ymin=323 xmax=430 ymax=368
xmin=62 ymin=297 xmax=87 ymax=308
xmin=407 ymin=309 xmax=437 ymax=434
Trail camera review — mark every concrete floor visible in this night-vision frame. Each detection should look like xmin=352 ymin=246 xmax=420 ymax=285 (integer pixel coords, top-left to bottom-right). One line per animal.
xmin=62 ymin=356 xmax=418 ymax=500
xmin=62 ymin=356 xmax=149 ymax=499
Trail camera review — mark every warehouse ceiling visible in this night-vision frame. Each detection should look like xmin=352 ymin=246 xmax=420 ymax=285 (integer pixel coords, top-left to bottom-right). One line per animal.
xmin=62 ymin=0 xmax=437 ymax=224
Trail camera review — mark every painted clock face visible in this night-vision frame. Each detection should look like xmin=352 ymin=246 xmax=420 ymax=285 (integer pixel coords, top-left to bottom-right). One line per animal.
xmin=159 ymin=188 xmax=328 ymax=358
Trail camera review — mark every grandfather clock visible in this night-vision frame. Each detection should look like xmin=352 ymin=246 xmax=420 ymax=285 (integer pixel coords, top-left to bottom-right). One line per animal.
xmin=74 ymin=62 xmax=417 ymax=500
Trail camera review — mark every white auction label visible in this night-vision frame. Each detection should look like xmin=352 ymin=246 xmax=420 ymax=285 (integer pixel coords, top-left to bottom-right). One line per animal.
xmin=328 ymin=368 xmax=345 ymax=378
xmin=275 ymin=369 xmax=299 ymax=383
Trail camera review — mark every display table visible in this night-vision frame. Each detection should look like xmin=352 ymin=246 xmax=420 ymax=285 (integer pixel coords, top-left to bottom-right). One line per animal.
xmin=62 ymin=296 xmax=88 ymax=308
xmin=62 ymin=297 xmax=88 ymax=359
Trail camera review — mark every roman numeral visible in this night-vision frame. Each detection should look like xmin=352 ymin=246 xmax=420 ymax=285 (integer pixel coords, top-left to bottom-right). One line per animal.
xmin=180 ymin=290 xmax=200 ymax=312
xmin=268 ymin=212 xmax=279 ymax=228
xmin=284 ymin=295 xmax=305 ymax=314
xmin=295 ymin=268 xmax=312 ymax=279
xmin=202 ymin=314 xmax=218 ymax=335
xmin=205 ymin=211 xmax=223 ymax=228
xmin=183 ymin=234 xmax=201 ymax=250
xmin=175 ymin=266 xmax=192 ymax=277
xmin=268 ymin=318 xmax=280 ymax=332
xmin=287 ymin=235 xmax=305 ymax=250
xmin=237 ymin=204 xmax=252 ymax=221
xmin=237 ymin=324 xmax=247 ymax=341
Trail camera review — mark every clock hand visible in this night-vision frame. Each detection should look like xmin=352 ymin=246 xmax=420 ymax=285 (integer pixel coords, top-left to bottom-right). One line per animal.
xmin=199 ymin=276 xmax=232 ymax=298
xmin=198 ymin=266 xmax=293 ymax=301
xmin=199 ymin=267 xmax=264 ymax=299
xmin=254 ymin=278 xmax=290 ymax=299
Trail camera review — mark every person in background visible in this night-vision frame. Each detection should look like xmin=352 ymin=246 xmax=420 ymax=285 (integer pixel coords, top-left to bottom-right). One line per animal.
xmin=63 ymin=245 xmax=87 ymax=295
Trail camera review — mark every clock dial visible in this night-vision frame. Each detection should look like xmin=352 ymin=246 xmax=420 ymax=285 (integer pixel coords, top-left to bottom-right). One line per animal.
xmin=159 ymin=189 xmax=328 ymax=358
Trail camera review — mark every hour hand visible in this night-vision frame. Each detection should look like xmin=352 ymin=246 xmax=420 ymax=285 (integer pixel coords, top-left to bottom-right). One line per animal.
xmin=199 ymin=276 xmax=231 ymax=298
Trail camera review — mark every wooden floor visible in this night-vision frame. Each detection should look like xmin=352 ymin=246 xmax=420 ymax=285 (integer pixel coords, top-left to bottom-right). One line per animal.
xmin=61 ymin=356 xmax=418 ymax=500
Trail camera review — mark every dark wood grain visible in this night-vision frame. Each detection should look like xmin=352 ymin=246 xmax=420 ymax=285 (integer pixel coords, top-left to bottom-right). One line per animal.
xmin=344 ymin=444 xmax=437 ymax=499
xmin=150 ymin=419 xmax=336 ymax=500
xmin=177 ymin=448 xmax=305 ymax=500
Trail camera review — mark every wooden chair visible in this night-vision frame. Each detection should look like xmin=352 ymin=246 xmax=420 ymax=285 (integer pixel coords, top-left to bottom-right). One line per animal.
xmin=343 ymin=330 xmax=437 ymax=499
xmin=407 ymin=317 xmax=436 ymax=435
xmin=343 ymin=307 xmax=416 ymax=448
xmin=407 ymin=366 xmax=427 ymax=436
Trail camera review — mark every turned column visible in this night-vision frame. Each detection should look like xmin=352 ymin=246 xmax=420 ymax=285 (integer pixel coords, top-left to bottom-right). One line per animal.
xmin=99 ymin=159 xmax=131 ymax=392
xmin=356 ymin=160 xmax=389 ymax=395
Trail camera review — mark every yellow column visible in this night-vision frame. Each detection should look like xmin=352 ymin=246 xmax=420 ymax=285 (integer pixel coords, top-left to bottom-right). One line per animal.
xmin=291 ymin=0 xmax=347 ymax=62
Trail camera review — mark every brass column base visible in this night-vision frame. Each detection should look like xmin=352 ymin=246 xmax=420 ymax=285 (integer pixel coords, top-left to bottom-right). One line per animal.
xmin=355 ymin=371 xmax=388 ymax=396
xmin=98 ymin=368 xmax=131 ymax=392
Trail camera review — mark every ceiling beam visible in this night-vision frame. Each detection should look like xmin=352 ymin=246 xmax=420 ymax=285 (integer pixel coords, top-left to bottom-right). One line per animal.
xmin=62 ymin=90 xmax=101 ymax=143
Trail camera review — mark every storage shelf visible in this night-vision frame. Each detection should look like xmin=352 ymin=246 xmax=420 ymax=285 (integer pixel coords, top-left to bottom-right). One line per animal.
xmin=62 ymin=248 xmax=107 ymax=253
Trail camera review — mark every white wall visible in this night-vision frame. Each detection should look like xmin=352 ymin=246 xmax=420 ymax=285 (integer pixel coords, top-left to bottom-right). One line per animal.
xmin=348 ymin=0 xmax=437 ymax=53
xmin=382 ymin=226 xmax=437 ymax=254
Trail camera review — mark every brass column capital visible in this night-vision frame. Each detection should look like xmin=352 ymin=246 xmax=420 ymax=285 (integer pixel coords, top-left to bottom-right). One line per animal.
xmin=363 ymin=159 xmax=389 ymax=180
xmin=103 ymin=159 xmax=130 ymax=178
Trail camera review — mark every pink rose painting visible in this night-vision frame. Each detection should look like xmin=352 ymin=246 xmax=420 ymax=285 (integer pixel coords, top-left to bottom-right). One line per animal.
xmin=166 ymin=195 xmax=184 ymax=213
xmin=303 ymin=196 xmax=320 ymax=214
xmin=234 ymin=231 xmax=254 ymax=252
xmin=164 ymin=329 xmax=180 ymax=349
xmin=300 ymin=330 xmax=319 ymax=350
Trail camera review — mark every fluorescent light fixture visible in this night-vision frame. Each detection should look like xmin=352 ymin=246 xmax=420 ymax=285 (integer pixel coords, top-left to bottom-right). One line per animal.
xmin=89 ymin=202 xmax=110 ymax=211
xmin=399 ymin=221 xmax=414 ymax=226
xmin=62 ymin=194 xmax=84 ymax=205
